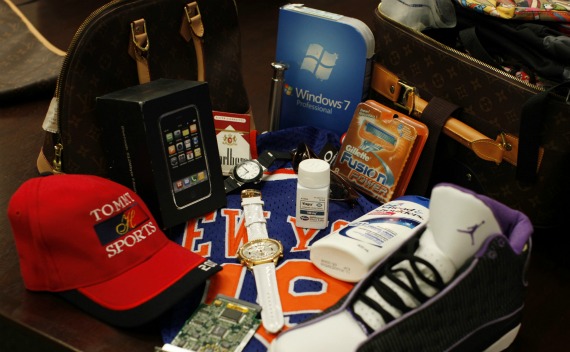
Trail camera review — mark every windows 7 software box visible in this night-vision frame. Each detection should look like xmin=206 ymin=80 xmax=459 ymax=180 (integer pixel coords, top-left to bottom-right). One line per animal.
xmin=275 ymin=4 xmax=375 ymax=136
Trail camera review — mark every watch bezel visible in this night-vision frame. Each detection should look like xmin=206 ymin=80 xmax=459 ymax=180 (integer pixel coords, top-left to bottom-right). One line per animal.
xmin=232 ymin=159 xmax=264 ymax=184
xmin=238 ymin=238 xmax=283 ymax=269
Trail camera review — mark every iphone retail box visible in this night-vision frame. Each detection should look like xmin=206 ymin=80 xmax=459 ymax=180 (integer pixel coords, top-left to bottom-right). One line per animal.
xmin=97 ymin=79 xmax=226 ymax=229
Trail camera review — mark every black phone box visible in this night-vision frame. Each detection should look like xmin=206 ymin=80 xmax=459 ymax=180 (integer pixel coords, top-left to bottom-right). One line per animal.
xmin=97 ymin=79 xmax=226 ymax=229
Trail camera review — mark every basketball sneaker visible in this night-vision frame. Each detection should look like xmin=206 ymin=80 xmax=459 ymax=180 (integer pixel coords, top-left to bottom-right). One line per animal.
xmin=270 ymin=183 xmax=532 ymax=352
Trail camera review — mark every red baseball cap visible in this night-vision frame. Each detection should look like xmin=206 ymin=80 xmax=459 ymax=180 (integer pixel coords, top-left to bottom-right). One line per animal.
xmin=7 ymin=174 xmax=221 ymax=327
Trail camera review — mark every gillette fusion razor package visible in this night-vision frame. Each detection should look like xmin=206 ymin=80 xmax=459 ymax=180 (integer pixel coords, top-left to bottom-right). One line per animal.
xmin=332 ymin=100 xmax=428 ymax=203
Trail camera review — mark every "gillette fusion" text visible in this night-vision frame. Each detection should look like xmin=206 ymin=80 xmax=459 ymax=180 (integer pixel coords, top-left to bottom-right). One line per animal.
xmin=339 ymin=148 xmax=386 ymax=183
xmin=338 ymin=148 xmax=389 ymax=196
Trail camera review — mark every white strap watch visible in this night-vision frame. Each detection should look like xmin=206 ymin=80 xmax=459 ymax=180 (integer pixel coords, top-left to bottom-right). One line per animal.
xmin=237 ymin=189 xmax=284 ymax=333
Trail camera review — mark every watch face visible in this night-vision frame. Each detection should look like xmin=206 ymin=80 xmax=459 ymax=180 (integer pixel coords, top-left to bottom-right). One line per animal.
xmin=239 ymin=239 xmax=283 ymax=263
xmin=233 ymin=160 xmax=263 ymax=183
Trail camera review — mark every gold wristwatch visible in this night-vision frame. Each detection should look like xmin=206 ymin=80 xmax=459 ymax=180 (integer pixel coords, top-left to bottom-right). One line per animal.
xmin=237 ymin=189 xmax=284 ymax=333
xmin=238 ymin=238 xmax=283 ymax=269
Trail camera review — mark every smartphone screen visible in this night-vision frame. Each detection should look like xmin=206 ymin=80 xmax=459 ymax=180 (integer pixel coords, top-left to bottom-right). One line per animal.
xmin=158 ymin=105 xmax=211 ymax=208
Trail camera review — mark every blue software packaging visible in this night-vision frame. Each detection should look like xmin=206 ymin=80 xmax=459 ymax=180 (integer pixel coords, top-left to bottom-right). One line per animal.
xmin=275 ymin=4 xmax=375 ymax=136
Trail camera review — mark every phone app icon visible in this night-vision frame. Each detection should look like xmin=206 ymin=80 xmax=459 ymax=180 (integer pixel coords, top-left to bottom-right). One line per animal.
xmin=176 ymin=180 xmax=184 ymax=189
xmin=184 ymin=139 xmax=192 ymax=149
xmin=170 ymin=156 xmax=178 ymax=167
xmin=178 ymin=154 xmax=186 ymax=164
xmin=194 ymin=147 xmax=202 ymax=157
xmin=197 ymin=171 xmax=205 ymax=181
xmin=186 ymin=150 xmax=194 ymax=160
xmin=174 ymin=129 xmax=182 ymax=140
xmin=165 ymin=132 xmax=173 ymax=143
xmin=168 ymin=145 xmax=176 ymax=155
xmin=192 ymin=136 xmax=199 ymax=145
xmin=182 ymin=128 xmax=190 ymax=137
xmin=176 ymin=142 xmax=184 ymax=152
xmin=190 ymin=124 xmax=197 ymax=133
xmin=183 ymin=177 xmax=191 ymax=186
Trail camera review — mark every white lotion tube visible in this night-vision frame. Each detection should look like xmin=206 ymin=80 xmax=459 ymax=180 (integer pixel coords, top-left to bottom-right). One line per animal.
xmin=310 ymin=196 xmax=429 ymax=282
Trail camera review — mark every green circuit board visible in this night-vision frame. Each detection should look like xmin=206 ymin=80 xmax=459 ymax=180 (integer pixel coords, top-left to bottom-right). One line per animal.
xmin=164 ymin=294 xmax=262 ymax=352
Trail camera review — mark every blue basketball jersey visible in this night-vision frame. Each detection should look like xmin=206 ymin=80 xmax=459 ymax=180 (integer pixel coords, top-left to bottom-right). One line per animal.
xmin=161 ymin=127 xmax=380 ymax=350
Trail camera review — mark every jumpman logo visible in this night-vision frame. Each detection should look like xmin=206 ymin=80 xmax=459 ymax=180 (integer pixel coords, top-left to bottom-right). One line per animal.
xmin=457 ymin=220 xmax=485 ymax=245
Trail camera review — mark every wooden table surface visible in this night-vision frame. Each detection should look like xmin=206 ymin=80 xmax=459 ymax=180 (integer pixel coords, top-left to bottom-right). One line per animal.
xmin=1 ymin=0 xmax=569 ymax=350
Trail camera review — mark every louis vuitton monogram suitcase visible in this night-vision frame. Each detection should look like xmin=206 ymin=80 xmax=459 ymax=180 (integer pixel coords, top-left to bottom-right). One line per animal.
xmin=372 ymin=1 xmax=570 ymax=229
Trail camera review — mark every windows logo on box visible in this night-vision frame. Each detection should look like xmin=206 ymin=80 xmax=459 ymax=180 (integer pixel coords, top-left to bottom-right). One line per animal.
xmin=275 ymin=4 xmax=374 ymax=135
xmin=283 ymin=83 xmax=294 ymax=96
xmin=300 ymin=43 xmax=338 ymax=81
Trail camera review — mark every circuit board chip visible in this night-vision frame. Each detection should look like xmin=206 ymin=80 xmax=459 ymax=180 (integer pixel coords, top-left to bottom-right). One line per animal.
xmin=160 ymin=294 xmax=262 ymax=352
xmin=211 ymin=325 xmax=227 ymax=338
xmin=221 ymin=306 xmax=244 ymax=324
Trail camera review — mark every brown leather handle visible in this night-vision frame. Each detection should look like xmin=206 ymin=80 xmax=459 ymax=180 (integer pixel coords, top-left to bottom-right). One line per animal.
xmin=128 ymin=18 xmax=151 ymax=84
xmin=180 ymin=2 xmax=205 ymax=81
xmin=370 ymin=62 xmax=518 ymax=166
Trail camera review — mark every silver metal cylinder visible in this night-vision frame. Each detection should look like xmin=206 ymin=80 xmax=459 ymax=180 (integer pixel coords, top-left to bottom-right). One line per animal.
xmin=268 ymin=62 xmax=288 ymax=132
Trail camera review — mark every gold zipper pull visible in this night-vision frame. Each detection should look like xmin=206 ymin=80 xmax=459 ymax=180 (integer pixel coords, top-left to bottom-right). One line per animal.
xmin=499 ymin=132 xmax=512 ymax=151
xmin=53 ymin=143 xmax=63 ymax=173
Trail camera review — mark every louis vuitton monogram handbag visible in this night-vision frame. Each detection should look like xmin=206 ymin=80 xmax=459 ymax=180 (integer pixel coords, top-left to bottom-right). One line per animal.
xmin=37 ymin=0 xmax=250 ymax=177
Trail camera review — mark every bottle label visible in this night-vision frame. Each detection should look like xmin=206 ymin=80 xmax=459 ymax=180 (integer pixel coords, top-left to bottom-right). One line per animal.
xmin=339 ymin=217 xmax=421 ymax=247
xmin=337 ymin=200 xmax=428 ymax=248
xmin=298 ymin=196 xmax=327 ymax=222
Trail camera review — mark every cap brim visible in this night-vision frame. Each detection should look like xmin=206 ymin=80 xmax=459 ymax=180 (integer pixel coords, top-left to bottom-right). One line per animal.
xmin=58 ymin=241 xmax=221 ymax=328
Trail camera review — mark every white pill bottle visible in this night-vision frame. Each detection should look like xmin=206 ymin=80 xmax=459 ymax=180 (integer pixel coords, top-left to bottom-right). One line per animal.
xmin=296 ymin=159 xmax=330 ymax=230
